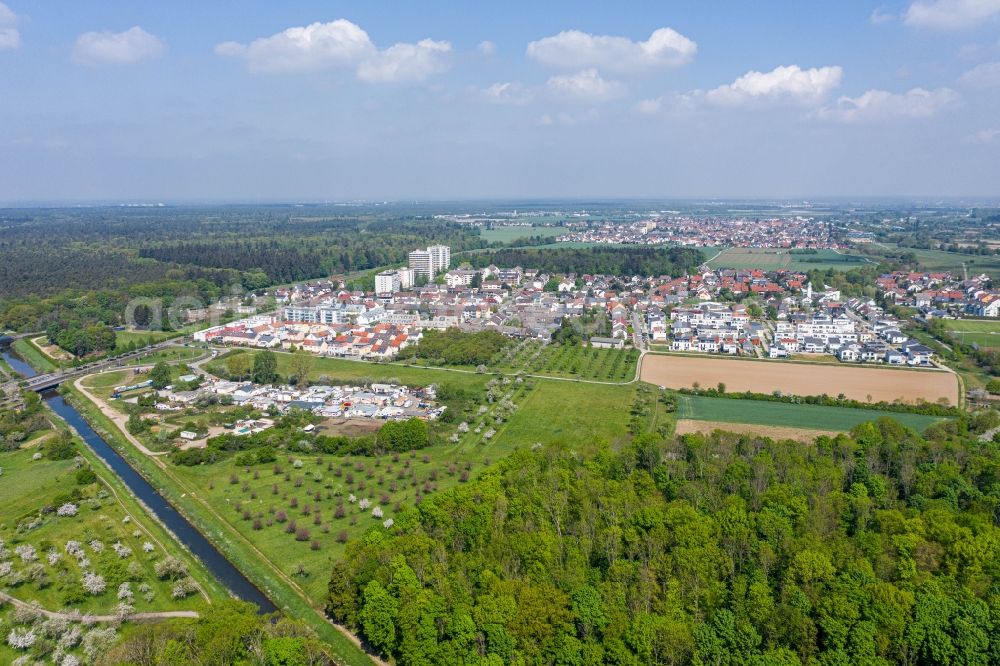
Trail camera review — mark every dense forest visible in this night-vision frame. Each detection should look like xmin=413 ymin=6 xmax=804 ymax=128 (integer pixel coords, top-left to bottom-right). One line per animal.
xmin=0 ymin=206 xmax=489 ymax=353
xmin=136 ymin=218 xmax=486 ymax=284
xmin=327 ymin=417 xmax=1000 ymax=665
xmin=468 ymin=246 xmax=704 ymax=277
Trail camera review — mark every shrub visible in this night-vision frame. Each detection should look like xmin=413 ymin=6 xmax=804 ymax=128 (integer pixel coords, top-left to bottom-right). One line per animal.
xmin=81 ymin=572 xmax=106 ymax=595
xmin=154 ymin=557 xmax=187 ymax=581
xmin=75 ymin=468 xmax=97 ymax=485
xmin=171 ymin=578 xmax=197 ymax=599
xmin=44 ymin=435 xmax=77 ymax=461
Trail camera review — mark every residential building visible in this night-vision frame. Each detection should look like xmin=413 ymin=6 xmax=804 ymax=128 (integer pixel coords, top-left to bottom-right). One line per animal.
xmin=375 ymin=270 xmax=401 ymax=295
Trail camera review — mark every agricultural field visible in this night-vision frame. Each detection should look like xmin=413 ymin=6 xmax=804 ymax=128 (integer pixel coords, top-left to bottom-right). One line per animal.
xmin=495 ymin=340 xmax=639 ymax=382
xmin=883 ymin=244 xmax=1000 ymax=278
xmin=675 ymin=394 xmax=943 ymax=432
xmin=940 ymin=318 xmax=1000 ymax=349
xmin=707 ymin=247 xmax=872 ymax=271
xmin=491 ymin=378 xmax=640 ymax=449
xmin=169 ymin=448 xmax=490 ymax=603
xmin=641 ymin=353 xmax=960 ymax=405
xmin=480 ymin=226 xmax=565 ymax=244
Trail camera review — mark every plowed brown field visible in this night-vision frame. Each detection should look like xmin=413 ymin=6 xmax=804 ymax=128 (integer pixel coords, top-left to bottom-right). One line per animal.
xmin=642 ymin=354 xmax=959 ymax=405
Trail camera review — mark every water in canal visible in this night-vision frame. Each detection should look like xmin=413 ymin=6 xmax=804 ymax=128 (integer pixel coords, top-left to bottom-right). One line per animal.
xmin=1 ymin=347 xmax=276 ymax=613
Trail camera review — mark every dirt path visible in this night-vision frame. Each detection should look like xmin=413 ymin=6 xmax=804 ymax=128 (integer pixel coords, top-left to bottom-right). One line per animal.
xmin=74 ymin=375 xmax=170 ymax=457
xmin=0 ymin=590 xmax=198 ymax=622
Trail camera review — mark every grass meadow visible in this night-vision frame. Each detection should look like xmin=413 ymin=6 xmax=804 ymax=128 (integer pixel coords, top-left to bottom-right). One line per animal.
xmin=676 ymin=394 xmax=943 ymax=432
xmin=707 ymin=247 xmax=872 ymax=271
xmin=942 ymin=319 xmax=1000 ymax=349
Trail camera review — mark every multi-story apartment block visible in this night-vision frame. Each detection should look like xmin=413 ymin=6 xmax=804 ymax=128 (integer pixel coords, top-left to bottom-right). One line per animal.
xmin=408 ymin=244 xmax=451 ymax=279
xmin=375 ymin=270 xmax=401 ymax=295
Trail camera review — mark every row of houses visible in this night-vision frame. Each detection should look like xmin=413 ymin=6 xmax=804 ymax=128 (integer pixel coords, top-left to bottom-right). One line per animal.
xmin=877 ymin=270 xmax=1000 ymax=317
xmin=195 ymin=319 xmax=419 ymax=359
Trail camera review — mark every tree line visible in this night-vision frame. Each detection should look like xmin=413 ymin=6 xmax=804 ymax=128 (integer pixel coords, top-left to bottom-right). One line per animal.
xmin=467 ymin=246 xmax=705 ymax=277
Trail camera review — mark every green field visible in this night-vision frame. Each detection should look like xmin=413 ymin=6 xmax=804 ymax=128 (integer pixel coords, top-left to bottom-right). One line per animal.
xmin=493 ymin=378 xmax=639 ymax=449
xmin=885 ymin=245 xmax=1000 ymax=278
xmin=495 ymin=341 xmax=639 ymax=382
xmin=114 ymin=329 xmax=179 ymax=351
xmin=481 ymin=226 xmax=565 ymax=244
xmin=128 ymin=346 xmax=206 ymax=365
xmin=676 ymin=394 xmax=943 ymax=432
xmin=707 ymin=247 xmax=871 ymax=271
xmin=941 ymin=319 xmax=1000 ymax=349
xmin=12 ymin=338 xmax=58 ymax=372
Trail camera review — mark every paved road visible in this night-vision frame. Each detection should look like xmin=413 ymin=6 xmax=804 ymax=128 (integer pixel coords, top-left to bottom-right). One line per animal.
xmin=631 ymin=310 xmax=648 ymax=351
xmin=1 ymin=338 xmax=187 ymax=395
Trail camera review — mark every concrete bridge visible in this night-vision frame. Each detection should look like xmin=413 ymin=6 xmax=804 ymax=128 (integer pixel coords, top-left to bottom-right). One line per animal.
xmin=1 ymin=338 xmax=186 ymax=397
xmin=0 ymin=331 xmax=43 ymax=347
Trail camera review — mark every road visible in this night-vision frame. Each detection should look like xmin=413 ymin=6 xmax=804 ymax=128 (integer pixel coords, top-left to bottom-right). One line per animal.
xmin=631 ymin=310 xmax=648 ymax=351
xmin=1 ymin=337 xmax=188 ymax=395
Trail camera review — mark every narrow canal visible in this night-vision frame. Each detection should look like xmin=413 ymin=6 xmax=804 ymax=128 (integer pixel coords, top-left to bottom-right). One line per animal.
xmin=1 ymin=346 xmax=277 ymax=613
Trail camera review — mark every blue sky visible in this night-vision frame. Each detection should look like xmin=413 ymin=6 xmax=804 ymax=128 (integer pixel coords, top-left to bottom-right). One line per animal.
xmin=1 ymin=1 xmax=999 ymax=202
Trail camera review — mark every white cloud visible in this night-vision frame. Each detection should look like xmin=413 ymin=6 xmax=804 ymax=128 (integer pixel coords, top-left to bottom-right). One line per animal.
xmin=960 ymin=60 xmax=1000 ymax=86
xmin=904 ymin=0 xmax=1000 ymax=29
xmin=535 ymin=112 xmax=583 ymax=127
xmin=0 ymin=2 xmax=21 ymax=50
xmin=217 ymin=19 xmax=451 ymax=83
xmin=73 ymin=26 xmax=165 ymax=65
xmin=481 ymin=81 xmax=533 ymax=105
xmin=870 ymin=7 xmax=896 ymax=24
xmin=702 ymin=65 xmax=843 ymax=106
xmin=527 ymin=27 xmax=696 ymax=73
xmin=546 ymin=68 xmax=624 ymax=103
xmin=357 ymin=39 xmax=451 ymax=83
xmin=969 ymin=127 xmax=1000 ymax=142
xmin=816 ymin=87 xmax=959 ymax=121
xmin=477 ymin=40 xmax=497 ymax=57
xmin=215 ymin=20 xmax=373 ymax=72
xmin=635 ymin=97 xmax=663 ymax=114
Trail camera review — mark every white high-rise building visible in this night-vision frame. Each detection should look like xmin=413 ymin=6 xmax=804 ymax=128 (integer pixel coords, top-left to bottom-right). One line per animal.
xmin=428 ymin=244 xmax=450 ymax=273
xmin=375 ymin=270 xmax=401 ymax=295
xmin=408 ymin=245 xmax=450 ymax=279
xmin=398 ymin=267 xmax=414 ymax=288
xmin=408 ymin=250 xmax=433 ymax=279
